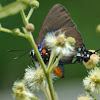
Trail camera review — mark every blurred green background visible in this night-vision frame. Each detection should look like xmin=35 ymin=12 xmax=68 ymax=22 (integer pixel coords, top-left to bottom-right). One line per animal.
xmin=0 ymin=0 xmax=100 ymax=100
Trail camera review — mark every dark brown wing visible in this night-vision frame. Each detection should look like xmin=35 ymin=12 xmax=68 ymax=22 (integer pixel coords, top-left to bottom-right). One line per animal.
xmin=36 ymin=4 xmax=76 ymax=45
xmin=36 ymin=4 xmax=84 ymax=63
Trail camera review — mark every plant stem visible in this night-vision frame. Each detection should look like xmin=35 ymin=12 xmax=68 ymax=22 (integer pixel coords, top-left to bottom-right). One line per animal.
xmin=20 ymin=8 xmax=47 ymax=77
xmin=27 ymin=33 xmax=47 ymax=73
xmin=20 ymin=7 xmax=47 ymax=78
xmin=46 ymin=72 xmax=55 ymax=100
xmin=0 ymin=27 xmax=12 ymax=33
xmin=42 ymin=87 xmax=50 ymax=100
xmin=0 ymin=27 xmax=26 ymax=37
xmin=26 ymin=25 xmax=56 ymax=100
xmin=45 ymin=86 xmax=52 ymax=100
xmin=89 ymin=93 xmax=97 ymax=100
xmin=47 ymin=51 xmax=56 ymax=72
xmin=27 ymin=8 xmax=34 ymax=21
xmin=50 ymin=54 xmax=62 ymax=72
xmin=20 ymin=9 xmax=28 ymax=25
xmin=27 ymin=32 xmax=56 ymax=100
xmin=20 ymin=9 xmax=56 ymax=100
xmin=31 ymin=96 xmax=40 ymax=100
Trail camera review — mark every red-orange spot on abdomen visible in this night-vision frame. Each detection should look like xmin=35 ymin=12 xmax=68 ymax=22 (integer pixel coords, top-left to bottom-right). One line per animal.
xmin=42 ymin=49 xmax=46 ymax=54
xmin=53 ymin=66 xmax=63 ymax=77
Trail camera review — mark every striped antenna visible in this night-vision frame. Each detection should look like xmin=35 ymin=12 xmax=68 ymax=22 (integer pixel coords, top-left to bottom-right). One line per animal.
xmin=14 ymin=50 xmax=30 ymax=60
xmin=95 ymin=49 xmax=100 ymax=52
xmin=6 ymin=49 xmax=31 ymax=52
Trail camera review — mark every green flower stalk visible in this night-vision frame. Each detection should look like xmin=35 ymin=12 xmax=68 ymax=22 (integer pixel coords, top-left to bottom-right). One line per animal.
xmin=20 ymin=8 xmax=56 ymax=100
xmin=26 ymin=8 xmax=34 ymax=21
xmin=50 ymin=54 xmax=63 ymax=73
xmin=44 ymin=86 xmax=52 ymax=100
xmin=88 ymin=92 xmax=97 ymax=100
xmin=47 ymin=51 xmax=56 ymax=72
xmin=0 ymin=25 xmax=26 ymax=37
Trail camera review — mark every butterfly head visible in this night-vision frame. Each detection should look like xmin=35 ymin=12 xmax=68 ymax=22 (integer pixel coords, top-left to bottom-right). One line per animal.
xmin=72 ymin=45 xmax=100 ymax=68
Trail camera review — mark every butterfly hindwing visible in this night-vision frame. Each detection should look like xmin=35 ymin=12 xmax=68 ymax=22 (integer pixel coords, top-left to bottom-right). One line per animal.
xmin=36 ymin=4 xmax=84 ymax=63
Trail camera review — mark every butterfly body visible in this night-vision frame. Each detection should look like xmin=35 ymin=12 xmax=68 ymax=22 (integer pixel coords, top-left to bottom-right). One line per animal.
xmin=73 ymin=45 xmax=95 ymax=63
xmin=30 ymin=44 xmax=65 ymax=78
xmin=30 ymin=48 xmax=50 ymax=64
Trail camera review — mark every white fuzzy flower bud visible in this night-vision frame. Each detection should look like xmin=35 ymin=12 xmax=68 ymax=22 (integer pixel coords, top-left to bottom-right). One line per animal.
xmin=12 ymin=81 xmax=35 ymax=99
xmin=45 ymin=31 xmax=74 ymax=56
xmin=78 ymin=94 xmax=93 ymax=100
xmin=24 ymin=66 xmax=46 ymax=91
xmin=83 ymin=68 xmax=100 ymax=94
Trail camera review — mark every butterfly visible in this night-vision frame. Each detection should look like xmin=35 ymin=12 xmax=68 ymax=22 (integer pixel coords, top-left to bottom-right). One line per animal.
xmin=30 ymin=4 xmax=100 ymax=78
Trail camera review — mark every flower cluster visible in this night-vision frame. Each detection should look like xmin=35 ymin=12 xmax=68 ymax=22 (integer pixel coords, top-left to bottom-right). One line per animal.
xmin=12 ymin=64 xmax=47 ymax=100
xmin=45 ymin=31 xmax=75 ymax=56
xmin=83 ymin=68 xmax=100 ymax=94
xmin=77 ymin=93 xmax=93 ymax=100
xmin=24 ymin=66 xmax=46 ymax=91
xmin=12 ymin=81 xmax=35 ymax=100
xmin=83 ymin=50 xmax=100 ymax=69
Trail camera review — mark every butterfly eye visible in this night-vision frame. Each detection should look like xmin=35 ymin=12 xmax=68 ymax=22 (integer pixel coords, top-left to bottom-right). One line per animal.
xmin=84 ymin=58 xmax=90 ymax=62
xmin=42 ymin=49 xmax=46 ymax=54
xmin=30 ymin=50 xmax=35 ymax=56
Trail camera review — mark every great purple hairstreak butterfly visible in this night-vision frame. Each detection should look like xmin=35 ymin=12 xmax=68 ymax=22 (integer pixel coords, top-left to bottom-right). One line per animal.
xmin=9 ymin=4 xmax=99 ymax=78
xmin=32 ymin=4 xmax=84 ymax=78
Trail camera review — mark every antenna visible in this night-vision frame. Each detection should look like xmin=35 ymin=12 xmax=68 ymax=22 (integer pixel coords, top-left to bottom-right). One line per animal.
xmin=6 ymin=49 xmax=31 ymax=52
xmin=95 ymin=49 xmax=100 ymax=52
xmin=14 ymin=50 xmax=30 ymax=60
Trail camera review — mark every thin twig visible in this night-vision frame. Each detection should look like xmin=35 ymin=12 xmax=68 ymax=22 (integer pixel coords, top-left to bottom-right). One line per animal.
xmin=27 ymin=8 xmax=34 ymax=21
xmin=50 ymin=54 xmax=63 ymax=72
xmin=47 ymin=51 xmax=56 ymax=72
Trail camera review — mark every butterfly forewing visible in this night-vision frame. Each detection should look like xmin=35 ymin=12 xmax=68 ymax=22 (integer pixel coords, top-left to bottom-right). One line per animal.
xmin=36 ymin=4 xmax=76 ymax=45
